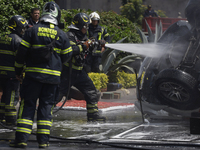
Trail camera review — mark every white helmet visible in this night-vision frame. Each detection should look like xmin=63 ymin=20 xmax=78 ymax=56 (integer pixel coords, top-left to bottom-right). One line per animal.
xmin=89 ymin=12 xmax=100 ymax=21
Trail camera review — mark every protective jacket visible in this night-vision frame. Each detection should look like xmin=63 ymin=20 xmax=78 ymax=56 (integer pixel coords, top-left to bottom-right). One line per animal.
xmin=27 ymin=17 xmax=40 ymax=28
xmin=64 ymin=29 xmax=88 ymax=70
xmin=88 ymin=24 xmax=110 ymax=54
xmin=0 ymin=32 xmax=21 ymax=125
xmin=15 ymin=22 xmax=73 ymax=84
xmin=0 ymin=33 xmax=22 ymax=78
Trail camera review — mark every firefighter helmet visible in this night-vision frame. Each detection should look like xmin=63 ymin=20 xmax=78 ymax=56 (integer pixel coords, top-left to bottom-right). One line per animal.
xmin=68 ymin=13 xmax=90 ymax=30
xmin=40 ymin=2 xmax=61 ymax=25
xmin=89 ymin=12 xmax=100 ymax=21
xmin=8 ymin=15 xmax=27 ymax=36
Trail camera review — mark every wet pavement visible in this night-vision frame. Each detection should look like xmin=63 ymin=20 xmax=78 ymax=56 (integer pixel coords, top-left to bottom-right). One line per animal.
xmin=1 ymin=88 xmax=200 ymax=149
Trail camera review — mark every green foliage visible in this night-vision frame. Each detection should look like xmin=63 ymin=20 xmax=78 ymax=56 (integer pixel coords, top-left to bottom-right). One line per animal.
xmin=116 ymin=71 xmax=136 ymax=88
xmin=107 ymin=71 xmax=137 ymax=88
xmin=61 ymin=9 xmax=141 ymax=43
xmin=0 ymin=0 xmax=52 ymax=36
xmin=88 ymin=73 xmax=109 ymax=90
xmin=155 ymin=10 xmax=167 ymax=18
xmin=120 ymin=0 xmax=144 ymax=26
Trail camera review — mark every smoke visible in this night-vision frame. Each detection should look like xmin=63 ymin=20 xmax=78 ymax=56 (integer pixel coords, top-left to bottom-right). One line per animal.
xmin=105 ymin=43 xmax=168 ymax=58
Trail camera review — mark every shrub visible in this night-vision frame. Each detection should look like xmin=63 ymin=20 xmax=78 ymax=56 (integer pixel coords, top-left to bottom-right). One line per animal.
xmin=116 ymin=71 xmax=137 ymax=88
xmin=120 ymin=0 xmax=144 ymax=26
xmin=88 ymin=73 xmax=109 ymax=91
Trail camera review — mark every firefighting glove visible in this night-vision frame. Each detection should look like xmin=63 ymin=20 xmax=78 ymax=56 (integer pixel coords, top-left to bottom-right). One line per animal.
xmin=98 ymin=40 xmax=106 ymax=47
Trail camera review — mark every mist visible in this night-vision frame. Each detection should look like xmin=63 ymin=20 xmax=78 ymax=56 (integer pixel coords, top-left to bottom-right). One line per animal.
xmin=105 ymin=43 xmax=168 ymax=58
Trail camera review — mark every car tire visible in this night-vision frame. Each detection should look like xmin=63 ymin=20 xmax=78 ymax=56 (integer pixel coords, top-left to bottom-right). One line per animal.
xmin=155 ymin=68 xmax=200 ymax=110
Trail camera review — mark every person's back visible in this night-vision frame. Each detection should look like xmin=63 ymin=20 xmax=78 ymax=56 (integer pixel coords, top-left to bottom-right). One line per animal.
xmin=0 ymin=15 xmax=27 ymax=125
xmin=16 ymin=21 xmax=71 ymax=84
xmin=10 ymin=2 xmax=72 ymax=149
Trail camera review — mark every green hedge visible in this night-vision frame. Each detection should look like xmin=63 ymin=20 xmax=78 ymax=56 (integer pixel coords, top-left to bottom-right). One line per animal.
xmin=88 ymin=73 xmax=109 ymax=91
xmin=116 ymin=71 xmax=137 ymax=88
xmin=0 ymin=0 xmax=52 ymax=36
xmin=61 ymin=9 xmax=141 ymax=43
xmin=88 ymin=71 xmax=137 ymax=90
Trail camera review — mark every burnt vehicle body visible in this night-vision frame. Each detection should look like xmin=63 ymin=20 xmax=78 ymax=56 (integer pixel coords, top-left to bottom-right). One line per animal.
xmin=137 ymin=1 xmax=200 ymax=116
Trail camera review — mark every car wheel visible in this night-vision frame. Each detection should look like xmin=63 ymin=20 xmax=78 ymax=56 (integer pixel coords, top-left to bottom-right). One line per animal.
xmin=155 ymin=69 xmax=200 ymax=110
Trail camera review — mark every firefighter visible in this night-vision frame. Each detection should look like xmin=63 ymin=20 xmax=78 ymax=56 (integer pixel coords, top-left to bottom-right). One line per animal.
xmin=84 ymin=12 xmax=110 ymax=73
xmin=0 ymin=15 xmax=27 ymax=126
xmin=57 ymin=13 xmax=106 ymax=122
xmin=9 ymin=2 xmax=72 ymax=148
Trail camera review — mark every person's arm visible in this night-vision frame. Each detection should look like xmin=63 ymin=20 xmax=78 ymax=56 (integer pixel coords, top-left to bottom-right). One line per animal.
xmin=101 ymin=28 xmax=110 ymax=52
xmin=66 ymin=32 xmax=87 ymax=56
xmin=15 ymin=40 xmax=29 ymax=77
xmin=60 ymin=32 xmax=73 ymax=64
xmin=15 ymin=28 xmax=32 ymax=77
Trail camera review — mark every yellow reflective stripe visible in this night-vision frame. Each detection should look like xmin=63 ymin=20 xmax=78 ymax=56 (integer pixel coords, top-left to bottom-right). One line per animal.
xmin=70 ymin=41 xmax=76 ymax=45
xmin=0 ymin=103 xmax=5 ymax=106
xmin=15 ymin=61 xmax=24 ymax=68
xmin=104 ymin=33 xmax=109 ymax=37
xmin=5 ymin=105 xmax=15 ymax=109
xmin=39 ymin=143 xmax=49 ymax=147
xmin=54 ymin=48 xmax=61 ymax=54
xmin=98 ymin=32 xmax=102 ymax=40
xmin=87 ymin=109 xmax=98 ymax=113
xmin=37 ymin=120 xmax=52 ymax=127
xmin=0 ymin=50 xmax=15 ymax=55
xmin=5 ymin=111 xmax=16 ymax=116
xmin=78 ymin=45 xmax=83 ymax=52
xmin=25 ymin=67 xmax=61 ymax=76
xmin=0 ymin=66 xmax=14 ymax=71
xmin=61 ymin=46 xmax=72 ymax=54
xmin=32 ymin=45 xmax=46 ymax=48
xmin=21 ymin=40 xmax=31 ymax=48
xmin=94 ymin=50 xmax=101 ymax=53
xmin=16 ymin=127 xmax=32 ymax=134
xmin=17 ymin=118 xmax=33 ymax=126
xmin=64 ymin=63 xmax=83 ymax=70
xmin=18 ymin=99 xmax=24 ymax=119
xmin=37 ymin=129 xmax=50 ymax=134
xmin=9 ymin=91 xmax=15 ymax=106
xmin=87 ymin=104 xmax=98 ymax=108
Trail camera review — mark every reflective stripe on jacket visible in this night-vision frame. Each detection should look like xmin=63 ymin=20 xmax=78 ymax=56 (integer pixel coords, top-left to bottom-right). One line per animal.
xmin=0 ymin=33 xmax=22 ymax=78
xmin=15 ymin=22 xmax=73 ymax=84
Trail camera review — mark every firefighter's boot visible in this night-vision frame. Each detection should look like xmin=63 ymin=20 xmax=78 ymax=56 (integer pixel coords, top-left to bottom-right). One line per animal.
xmin=9 ymin=140 xmax=27 ymax=148
xmin=87 ymin=104 xmax=106 ymax=122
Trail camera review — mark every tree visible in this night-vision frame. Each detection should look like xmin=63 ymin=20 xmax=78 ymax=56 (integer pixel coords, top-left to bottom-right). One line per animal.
xmin=120 ymin=0 xmax=144 ymax=26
